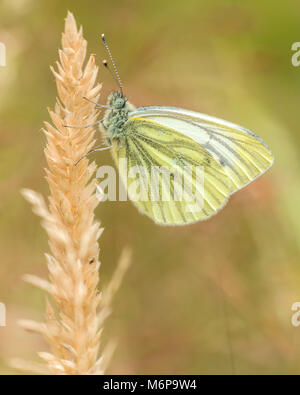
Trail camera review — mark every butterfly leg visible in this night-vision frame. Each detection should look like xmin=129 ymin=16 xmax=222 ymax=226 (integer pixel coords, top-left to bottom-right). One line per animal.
xmin=75 ymin=143 xmax=112 ymax=166
xmin=63 ymin=120 xmax=104 ymax=129
xmin=83 ymin=96 xmax=113 ymax=110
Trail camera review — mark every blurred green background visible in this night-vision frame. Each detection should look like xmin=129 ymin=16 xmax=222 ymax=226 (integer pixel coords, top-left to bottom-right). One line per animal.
xmin=1 ymin=0 xmax=300 ymax=374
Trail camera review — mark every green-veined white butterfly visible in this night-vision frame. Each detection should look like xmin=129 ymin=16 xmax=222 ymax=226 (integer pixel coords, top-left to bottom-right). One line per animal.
xmin=79 ymin=34 xmax=274 ymax=226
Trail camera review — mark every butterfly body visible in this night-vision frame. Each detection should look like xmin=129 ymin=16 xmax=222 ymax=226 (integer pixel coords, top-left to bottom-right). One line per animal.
xmin=102 ymin=91 xmax=135 ymax=142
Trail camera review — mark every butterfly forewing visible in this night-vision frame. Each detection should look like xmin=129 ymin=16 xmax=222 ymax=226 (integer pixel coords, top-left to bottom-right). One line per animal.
xmin=129 ymin=106 xmax=274 ymax=193
xmin=112 ymin=118 xmax=230 ymax=225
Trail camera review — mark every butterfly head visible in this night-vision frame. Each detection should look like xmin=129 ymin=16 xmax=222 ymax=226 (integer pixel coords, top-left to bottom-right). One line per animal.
xmin=109 ymin=91 xmax=127 ymax=110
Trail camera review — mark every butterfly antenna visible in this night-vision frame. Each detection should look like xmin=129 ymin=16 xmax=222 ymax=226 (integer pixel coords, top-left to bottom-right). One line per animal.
xmin=101 ymin=33 xmax=123 ymax=96
xmin=102 ymin=59 xmax=122 ymax=91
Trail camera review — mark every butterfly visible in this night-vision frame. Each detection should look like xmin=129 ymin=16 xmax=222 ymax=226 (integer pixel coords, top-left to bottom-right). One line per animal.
xmin=79 ymin=34 xmax=274 ymax=226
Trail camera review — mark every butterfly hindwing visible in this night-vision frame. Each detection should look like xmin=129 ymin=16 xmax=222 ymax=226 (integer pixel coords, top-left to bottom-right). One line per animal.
xmin=112 ymin=117 xmax=230 ymax=225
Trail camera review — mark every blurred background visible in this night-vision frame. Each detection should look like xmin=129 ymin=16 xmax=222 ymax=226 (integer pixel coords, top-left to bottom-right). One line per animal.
xmin=1 ymin=0 xmax=300 ymax=374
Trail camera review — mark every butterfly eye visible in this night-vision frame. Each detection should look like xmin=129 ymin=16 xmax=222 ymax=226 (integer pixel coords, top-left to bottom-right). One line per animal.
xmin=114 ymin=98 xmax=125 ymax=109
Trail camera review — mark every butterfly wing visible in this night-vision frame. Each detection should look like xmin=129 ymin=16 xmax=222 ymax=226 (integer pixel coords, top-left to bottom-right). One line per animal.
xmin=129 ymin=106 xmax=274 ymax=193
xmin=112 ymin=117 xmax=230 ymax=225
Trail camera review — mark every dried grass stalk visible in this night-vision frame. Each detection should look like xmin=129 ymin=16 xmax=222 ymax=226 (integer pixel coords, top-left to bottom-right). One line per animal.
xmin=13 ymin=12 xmax=130 ymax=375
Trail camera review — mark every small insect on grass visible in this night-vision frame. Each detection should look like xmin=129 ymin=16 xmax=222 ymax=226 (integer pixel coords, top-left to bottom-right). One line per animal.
xmin=69 ymin=33 xmax=274 ymax=226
